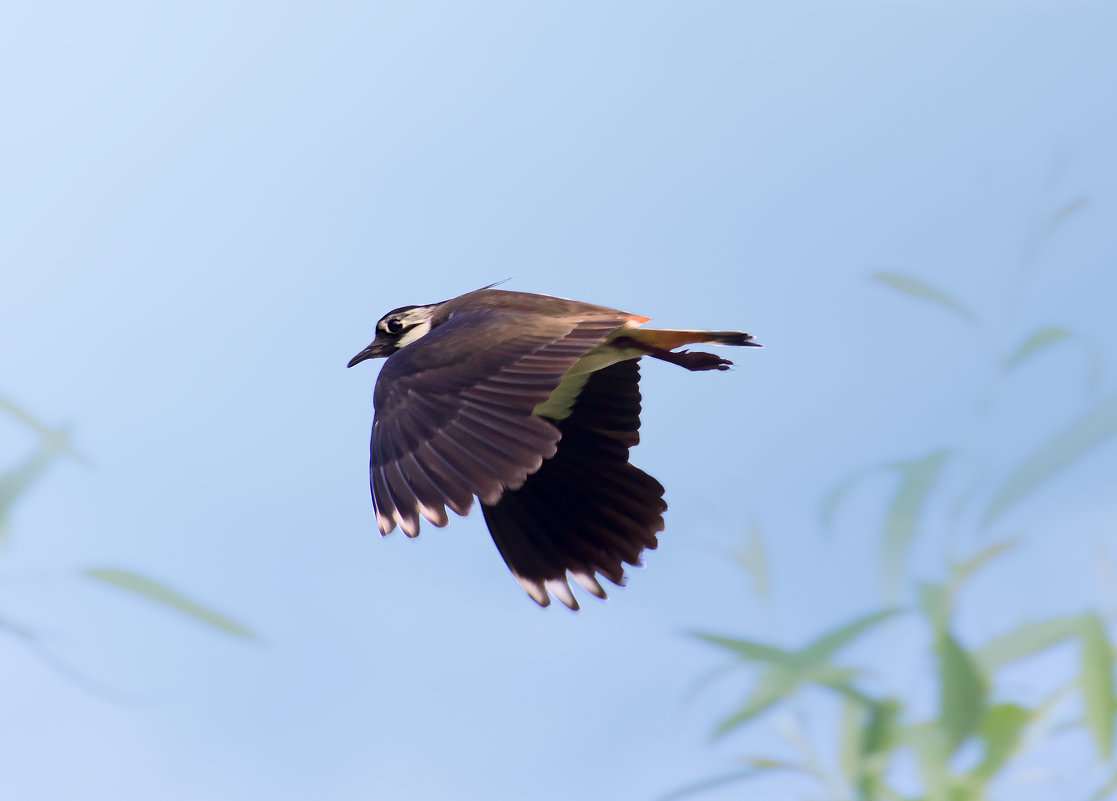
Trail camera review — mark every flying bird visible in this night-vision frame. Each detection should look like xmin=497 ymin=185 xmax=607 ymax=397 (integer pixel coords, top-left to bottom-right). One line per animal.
xmin=348 ymin=287 xmax=760 ymax=609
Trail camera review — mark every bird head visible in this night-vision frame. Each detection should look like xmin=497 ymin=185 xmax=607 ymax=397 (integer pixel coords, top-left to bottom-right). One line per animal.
xmin=347 ymin=304 xmax=438 ymax=367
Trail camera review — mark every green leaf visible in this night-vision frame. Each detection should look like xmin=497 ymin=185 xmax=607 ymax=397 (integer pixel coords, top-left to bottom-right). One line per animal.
xmin=921 ymin=541 xmax=1020 ymax=631
xmin=820 ymin=466 xmax=879 ymax=533
xmin=1003 ymin=327 xmax=1071 ymax=372
xmin=1080 ymin=612 xmax=1116 ymax=759
xmin=937 ymin=631 xmax=987 ymax=754
xmin=905 ymin=723 xmax=951 ymax=801
xmin=83 ymin=568 xmax=255 ymax=639
xmin=731 ymin=522 xmax=769 ymax=601
xmin=919 ymin=582 xmax=952 ymax=633
xmin=0 ymin=395 xmax=84 ymax=460
xmin=970 ymin=703 xmax=1030 ymax=783
xmin=851 ymin=699 xmax=903 ymax=799
xmin=863 ymin=699 xmax=902 ymax=757
xmin=1042 ymin=196 xmax=1089 ymax=239
xmin=689 ymin=632 xmax=796 ymax=666
xmin=976 ymin=617 xmax=1082 ymax=672
xmin=713 ymin=673 xmax=799 ymax=737
xmin=659 ymin=768 xmax=775 ymax=801
xmin=982 ymin=395 xmax=1117 ymax=527
xmin=881 ymin=451 xmax=951 ymax=599
xmin=0 ymin=443 xmax=65 ymax=546
xmin=870 ymin=272 xmax=977 ymax=324
xmin=839 ymin=699 xmax=864 ymax=785
xmin=810 ymin=667 xmax=871 ymax=706
xmin=798 ymin=608 xmax=900 ymax=668
xmin=951 ymin=540 xmax=1018 ymax=587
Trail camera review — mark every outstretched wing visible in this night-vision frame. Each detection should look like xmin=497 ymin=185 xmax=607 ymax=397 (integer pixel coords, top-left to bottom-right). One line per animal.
xmin=480 ymin=359 xmax=667 ymax=610
xmin=369 ymin=308 xmax=631 ymax=536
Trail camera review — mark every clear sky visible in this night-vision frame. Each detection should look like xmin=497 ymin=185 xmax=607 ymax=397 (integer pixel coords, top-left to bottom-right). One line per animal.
xmin=2 ymin=2 xmax=1116 ymax=800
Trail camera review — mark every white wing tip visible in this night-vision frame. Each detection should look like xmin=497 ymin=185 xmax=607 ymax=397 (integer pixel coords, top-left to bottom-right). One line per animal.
xmin=545 ymin=578 xmax=580 ymax=611
xmin=518 ymin=576 xmax=551 ymax=607
xmin=516 ymin=571 xmax=613 ymax=610
xmin=571 ymin=570 xmax=607 ymax=600
xmin=376 ymin=511 xmax=397 ymax=536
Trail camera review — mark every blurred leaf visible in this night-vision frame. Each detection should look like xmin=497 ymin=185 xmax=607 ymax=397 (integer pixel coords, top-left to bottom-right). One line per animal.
xmin=863 ymin=698 xmax=902 ymax=757
xmin=839 ymin=699 xmax=863 ymax=785
xmin=713 ymin=673 xmax=799 ymax=737
xmin=937 ymin=631 xmax=987 ymax=754
xmin=882 ymin=451 xmax=951 ymax=599
xmin=1003 ymin=327 xmax=1071 ymax=372
xmin=1089 ymin=767 xmax=1117 ymax=801
xmin=919 ymin=582 xmax=951 ymax=632
xmin=905 ymin=723 xmax=951 ymax=801
xmin=970 ymin=703 xmax=1030 ymax=783
xmin=977 ymin=617 xmax=1082 ymax=672
xmin=921 ymin=541 xmax=1020 ymax=631
xmin=797 ymin=608 xmax=900 ymax=669
xmin=862 ymin=702 xmax=902 ymax=800
xmin=83 ymin=568 xmax=255 ymax=639
xmin=915 ymin=542 xmax=1023 ymax=630
xmin=699 ymin=610 xmax=897 ymax=741
xmin=951 ymin=540 xmax=1018 ymax=588
xmin=810 ymin=667 xmax=871 ymax=705
xmin=731 ymin=522 xmax=769 ymax=601
xmin=1042 ymin=196 xmax=1089 ymax=239
xmin=842 ymin=697 xmax=902 ymax=799
xmin=0 ymin=395 xmax=84 ymax=460
xmin=1080 ymin=612 xmax=1115 ymax=759
xmin=660 ymin=765 xmax=791 ymax=801
xmin=739 ymin=756 xmax=813 ymax=774
xmin=820 ymin=466 xmax=879 ymax=533
xmin=683 ymin=663 xmax=740 ymax=704
xmin=689 ymin=633 xmax=796 ymax=667
xmin=0 ymin=615 xmax=40 ymax=643
xmin=0 ymin=443 xmax=64 ymax=547
xmin=982 ymin=395 xmax=1117 ymax=527
xmin=871 ymin=272 xmax=977 ymax=324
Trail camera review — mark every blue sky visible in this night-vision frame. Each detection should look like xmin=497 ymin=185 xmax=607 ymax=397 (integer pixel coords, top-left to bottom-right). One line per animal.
xmin=2 ymin=2 xmax=1116 ymax=800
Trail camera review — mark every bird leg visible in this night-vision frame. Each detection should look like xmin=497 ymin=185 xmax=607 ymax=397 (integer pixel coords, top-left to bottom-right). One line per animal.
xmin=611 ymin=336 xmax=734 ymax=371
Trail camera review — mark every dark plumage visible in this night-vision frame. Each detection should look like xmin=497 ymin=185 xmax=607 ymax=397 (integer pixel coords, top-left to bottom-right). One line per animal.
xmin=348 ymin=287 xmax=759 ymax=608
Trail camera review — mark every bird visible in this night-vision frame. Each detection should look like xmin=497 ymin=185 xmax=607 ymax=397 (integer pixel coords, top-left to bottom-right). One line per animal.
xmin=348 ymin=286 xmax=760 ymax=609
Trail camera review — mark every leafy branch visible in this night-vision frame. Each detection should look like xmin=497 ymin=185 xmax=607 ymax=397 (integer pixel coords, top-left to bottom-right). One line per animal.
xmin=1 ymin=393 xmax=254 ymax=688
xmin=678 ymin=187 xmax=1116 ymax=800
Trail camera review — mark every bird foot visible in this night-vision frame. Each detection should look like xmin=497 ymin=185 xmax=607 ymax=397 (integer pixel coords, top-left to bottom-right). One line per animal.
xmin=664 ymin=349 xmax=734 ymax=371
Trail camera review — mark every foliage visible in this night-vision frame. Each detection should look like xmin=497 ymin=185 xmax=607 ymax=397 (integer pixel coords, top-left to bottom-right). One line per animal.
xmin=0 ymin=394 xmax=253 ymax=685
xmin=678 ymin=195 xmax=1117 ymax=799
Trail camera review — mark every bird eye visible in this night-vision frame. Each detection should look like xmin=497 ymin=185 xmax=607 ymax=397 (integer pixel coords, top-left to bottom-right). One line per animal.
xmin=386 ymin=318 xmax=404 ymax=335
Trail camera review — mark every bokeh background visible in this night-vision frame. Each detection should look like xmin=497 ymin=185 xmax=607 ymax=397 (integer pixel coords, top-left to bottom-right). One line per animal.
xmin=3 ymin=2 xmax=1116 ymax=800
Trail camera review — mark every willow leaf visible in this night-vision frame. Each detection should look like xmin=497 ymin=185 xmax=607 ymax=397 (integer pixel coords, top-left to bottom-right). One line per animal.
xmin=1080 ymin=613 xmax=1116 ymax=758
xmin=871 ymin=272 xmax=976 ymax=324
xmin=977 ymin=617 xmax=1082 ymax=672
xmin=689 ymin=632 xmax=796 ymax=666
xmin=798 ymin=609 xmax=899 ymax=668
xmin=882 ymin=451 xmax=951 ymax=599
xmin=982 ymin=395 xmax=1117 ymax=527
xmin=84 ymin=568 xmax=255 ymax=639
xmin=1003 ymin=327 xmax=1071 ymax=372
xmin=937 ymin=631 xmax=987 ymax=753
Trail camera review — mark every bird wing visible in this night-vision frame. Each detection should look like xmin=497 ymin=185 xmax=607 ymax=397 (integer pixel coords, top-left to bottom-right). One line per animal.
xmin=368 ymin=308 xmax=632 ymax=536
xmin=480 ymin=359 xmax=666 ymax=609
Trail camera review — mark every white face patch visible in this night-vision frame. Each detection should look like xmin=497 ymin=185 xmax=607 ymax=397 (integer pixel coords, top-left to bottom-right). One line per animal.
xmin=377 ymin=306 xmax=436 ymax=349
xmin=394 ymin=318 xmax=432 ymax=348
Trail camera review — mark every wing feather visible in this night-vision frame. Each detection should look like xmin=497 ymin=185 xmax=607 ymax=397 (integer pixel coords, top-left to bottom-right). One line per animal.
xmin=481 ymin=360 xmax=667 ymax=608
xmin=367 ymin=310 xmax=631 ymax=535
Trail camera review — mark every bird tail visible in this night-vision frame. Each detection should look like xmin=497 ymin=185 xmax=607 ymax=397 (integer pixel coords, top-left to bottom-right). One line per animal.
xmin=622 ymin=328 xmax=761 ymax=350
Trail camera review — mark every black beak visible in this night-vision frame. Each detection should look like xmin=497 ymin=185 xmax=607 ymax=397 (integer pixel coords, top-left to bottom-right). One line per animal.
xmin=347 ymin=341 xmax=389 ymax=368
